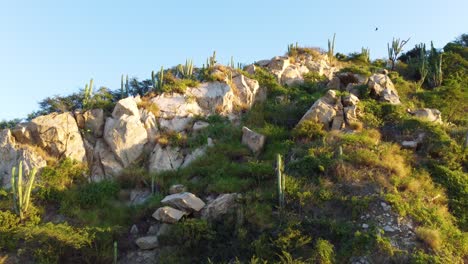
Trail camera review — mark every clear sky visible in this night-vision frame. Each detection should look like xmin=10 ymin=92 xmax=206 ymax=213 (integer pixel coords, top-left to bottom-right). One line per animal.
xmin=0 ymin=0 xmax=466 ymax=120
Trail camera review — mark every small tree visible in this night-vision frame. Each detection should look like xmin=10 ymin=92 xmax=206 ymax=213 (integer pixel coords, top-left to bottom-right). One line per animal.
xmin=387 ymin=37 xmax=410 ymax=70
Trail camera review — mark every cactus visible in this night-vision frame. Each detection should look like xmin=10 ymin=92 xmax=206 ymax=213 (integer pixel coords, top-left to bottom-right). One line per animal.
xmin=208 ymin=51 xmax=217 ymax=68
xmin=11 ymin=161 xmax=37 ymax=221
xmin=83 ymin=78 xmax=94 ymax=109
xmin=327 ymin=33 xmax=336 ymax=64
xmin=361 ymin=47 xmax=370 ymax=63
xmin=178 ymin=59 xmax=194 ymax=79
xmin=387 ymin=37 xmax=410 ymax=70
xmin=230 ymin=56 xmax=235 ymax=69
xmin=125 ymin=75 xmax=129 ymax=96
xmin=121 ymin=74 xmax=125 ymax=99
xmin=415 ymin=43 xmax=428 ymax=88
xmin=276 ymin=154 xmax=285 ymax=209
xmin=158 ymin=66 xmax=164 ymax=90
xmin=428 ymin=42 xmax=443 ymax=88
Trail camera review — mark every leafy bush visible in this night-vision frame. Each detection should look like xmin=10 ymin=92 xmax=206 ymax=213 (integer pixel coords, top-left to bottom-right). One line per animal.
xmin=313 ymin=238 xmax=335 ymax=264
xmin=292 ymin=120 xmax=325 ymax=142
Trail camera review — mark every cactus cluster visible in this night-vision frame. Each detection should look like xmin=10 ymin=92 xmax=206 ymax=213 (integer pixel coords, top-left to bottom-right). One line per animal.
xmin=428 ymin=42 xmax=443 ymax=88
xmin=207 ymin=51 xmax=217 ymax=68
xmin=83 ymin=78 xmax=94 ymax=109
xmin=157 ymin=66 xmax=164 ymax=90
xmin=361 ymin=47 xmax=370 ymax=63
xmin=177 ymin=59 xmax=194 ymax=79
xmin=287 ymin=42 xmax=298 ymax=56
xmin=327 ymin=34 xmax=336 ymax=64
xmin=276 ymin=154 xmax=285 ymax=209
xmin=11 ymin=161 xmax=37 ymax=221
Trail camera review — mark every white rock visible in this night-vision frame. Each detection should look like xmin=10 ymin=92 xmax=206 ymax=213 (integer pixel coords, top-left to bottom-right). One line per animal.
xmin=409 ymin=108 xmax=442 ymax=123
xmin=152 ymin=206 xmax=187 ymax=224
xmin=151 ymin=93 xmax=203 ymax=119
xmin=161 ymin=192 xmax=206 ymax=212
xmin=368 ymin=74 xmax=400 ymax=104
xmin=148 ymin=144 xmax=184 ymax=173
xmin=158 ymin=117 xmax=192 ymax=132
xmin=169 ymin=184 xmax=186 ymax=194
xmin=113 ymin=97 xmax=141 ymax=119
xmin=103 ymin=114 xmax=148 ymax=168
xmin=192 ymin=121 xmax=210 ymax=131
xmin=201 ymin=193 xmax=238 ymax=220
xmin=241 ymin=127 xmax=266 ymax=154
xmin=362 ymin=224 xmax=369 ymax=229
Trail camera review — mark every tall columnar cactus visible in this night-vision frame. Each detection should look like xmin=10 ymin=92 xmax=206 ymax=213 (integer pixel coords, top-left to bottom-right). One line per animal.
xmin=83 ymin=78 xmax=94 ymax=109
xmin=230 ymin=56 xmax=235 ymax=69
xmin=327 ymin=33 xmax=336 ymax=64
xmin=125 ymin=74 xmax=129 ymax=96
xmin=361 ymin=47 xmax=370 ymax=63
xmin=416 ymin=43 xmax=428 ymax=88
xmin=276 ymin=154 xmax=285 ymax=209
xmin=113 ymin=241 xmax=118 ymax=264
xmin=11 ymin=161 xmax=37 ymax=221
xmin=158 ymin=66 xmax=164 ymax=90
xmin=208 ymin=51 xmax=217 ymax=68
xmin=178 ymin=59 xmax=194 ymax=79
xmin=387 ymin=37 xmax=410 ymax=70
xmin=428 ymin=41 xmax=443 ymax=88
xmin=121 ymin=74 xmax=125 ymax=99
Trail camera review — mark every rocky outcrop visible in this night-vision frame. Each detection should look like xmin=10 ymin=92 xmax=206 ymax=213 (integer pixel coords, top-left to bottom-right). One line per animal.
xmin=259 ymin=53 xmax=337 ymax=86
xmin=152 ymin=206 xmax=187 ymax=223
xmin=368 ymin=74 xmax=400 ymax=104
xmin=241 ymin=127 xmax=266 ymax=154
xmin=29 ymin=112 xmax=87 ymax=162
xmin=297 ymin=90 xmax=361 ymax=131
xmin=201 ymin=193 xmax=239 ymax=220
xmin=148 ymin=144 xmax=183 ymax=173
xmin=408 ymin=108 xmax=442 ymax=123
xmin=161 ymin=192 xmax=206 ymax=212
xmin=0 ymin=129 xmax=47 ymax=187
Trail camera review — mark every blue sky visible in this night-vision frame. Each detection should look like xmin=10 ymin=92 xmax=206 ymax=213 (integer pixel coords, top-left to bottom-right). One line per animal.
xmin=0 ymin=0 xmax=466 ymax=120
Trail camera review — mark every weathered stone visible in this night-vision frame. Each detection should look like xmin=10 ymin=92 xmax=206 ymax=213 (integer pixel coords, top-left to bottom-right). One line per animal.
xmin=244 ymin=64 xmax=256 ymax=75
xmin=0 ymin=130 xmax=47 ymax=187
xmin=120 ymin=250 xmax=158 ymax=264
xmin=342 ymin=94 xmax=360 ymax=107
xmin=327 ymin=76 xmax=342 ymax=90
xmin=29 ymin=112 xmax=87 ymax=162
xmin=344 ymin=105 xmax=359 ymax=124
xmin=201 ymin=193 xmax=238 ymax=220
xmin=129 ymin=189 xmax=152 ymax=206
xmin=112 ymin=97 xmax=140 ymax=119
xmin=152 ymin=206 xmax=187 ymax=223
xmin=135 ymin=236 xmax=159 ymax=250
xmin=148 ymin=144 xmax=183 ymax=173
xmin=186 ymin=82 xmax=235 ymax=115
xmin=91 ymin=139 xmax=123 ymax=179
xmin=297 ymin=91 xmax=338 ymax=129
xmin=232 ymin=75 xmax=261 ymax=108
xmin=169 ymin=184 xmax=186 ymax=194
xmin=408 ymin=108 xmax=442 ymax=123
xmin=181 ymin=146 xmax=207 ymax=168
xmin=241 ymin=127 xmax=266 ymax=154
xmin=158 ymin=117 xmax=192 ymax=132
xmin=139 ymin=109 xmax=159 ymax=142
xmin=11 ymin=123 xmax=34 ymax=144
xmin=83 ymin=109 xmax=105 ymax=138
xmin=152 ymin=93 xmax=202 ymax=119
xmin=368 ymin=74 xmax=400 ymax=104
xmin=192 ymin=121 xmax=209 ymax=131
xmin=161 ymin=192 xmax=206 ymax=212
xmin=103 ymin=114 xmax=147 ymax=168
xmin=267 ymin=56 xmax=290 ymax=81
xmin=281 ymin=65 xmax=304 ymax=86
xmin=331 ymin=112 xmax=345 ymax=131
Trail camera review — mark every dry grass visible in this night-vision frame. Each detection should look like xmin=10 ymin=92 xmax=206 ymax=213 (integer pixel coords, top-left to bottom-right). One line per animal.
xmin=137 ymin=99 xmax=160 ymax=117
xmin=416 ymin=227 xmax=442 ymax=251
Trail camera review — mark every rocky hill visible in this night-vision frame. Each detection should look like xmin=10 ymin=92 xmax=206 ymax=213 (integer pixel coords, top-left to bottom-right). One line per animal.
xmin=0 ymin=36 xmax=467 ymax=264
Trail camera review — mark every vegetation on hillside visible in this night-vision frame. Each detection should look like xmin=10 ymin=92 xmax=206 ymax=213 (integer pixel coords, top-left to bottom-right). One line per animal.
xmin=0 ymin=34 xmax=467 ymax=263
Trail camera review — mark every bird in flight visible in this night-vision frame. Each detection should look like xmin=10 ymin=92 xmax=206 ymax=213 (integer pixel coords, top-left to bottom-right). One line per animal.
xmin=375 ymin=27 xmax=379 ymax=31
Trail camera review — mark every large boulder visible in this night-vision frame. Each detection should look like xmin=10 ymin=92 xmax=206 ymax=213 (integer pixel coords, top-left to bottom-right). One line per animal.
xmin=368 ymin=74 xmax=400 ymax=104
xmin=0 ymin=129 xmax=47 ymax=187
xmin=135 ymin=236 xmax=159 ymax=250
xmin=113 ymin=97 xmax=141 ymax=119
xmin=267 ymin=56 xmax=291 ymax=81
xmin=139 ymin=109 xmax=159 ymax=141
xmin=90 ymin=139 xmax=123 ymax=180
xmin=152 ymin=206 xmax=187 ymax=223
xmin=158 ymin=117 xmax=192 ymax=132
xmin=297 ymin=90 xmax=339 ymax=129
xmin=151 ymin=93 xmax=202 ymax=119
xmin=83 ymin=109 xmax=105 ymax=138
xmin=408 ymin=108 xmax=442 ymax=123
xmin=231 ymin=75 xmax=261 ymax=108
xmin=281 ymin=65 xmax=308 ymax=86
xmin=148 ymin=144 xmax=184 ymax=173
xmin=241 ymin=127 xmax=266 ymax=154
xmin=103 ymin=114 xmax=147 ymax=168
xmin=28 ymin=112 xmax=87 ymax=162
xmin=186 ymin=82 xmax=236 ymax=116
xmin=201 ymin=193 xmax=238 ymax=220
xmin=161 ymin=192 xmax=206 ymax=212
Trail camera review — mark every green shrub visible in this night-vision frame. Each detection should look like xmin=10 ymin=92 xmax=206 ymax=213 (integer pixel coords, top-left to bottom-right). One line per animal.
xmin=61 ymin=180 xmax=119 ymax=212
xmin=313 ymin=238 xmax=335 ymax=264
xmin=292 ymin=120 xmax=325 ymax=142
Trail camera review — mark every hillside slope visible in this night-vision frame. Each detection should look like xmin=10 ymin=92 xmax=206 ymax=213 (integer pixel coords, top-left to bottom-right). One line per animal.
xmin=0 ymin=36 xmax=467 ymax=264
